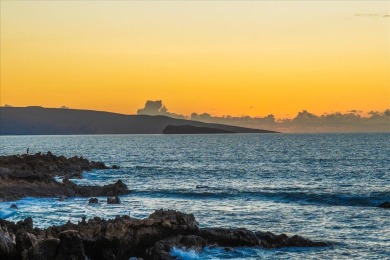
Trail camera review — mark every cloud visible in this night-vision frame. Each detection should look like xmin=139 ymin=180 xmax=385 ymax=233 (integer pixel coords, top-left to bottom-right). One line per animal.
xmin=347 ymin=109 xmax=362 ymax=114
xmin=355 ymin=13 xmax=381 ymax=17
xmin=137 ymin=100 xmax=165 ymax=115
xmin=355 ymin=13 xmax=389 ymax=18
xmin=136 ymin=101 xmax=390 ymax=133
xmin=137 ymin=100 xmax=185 ymax=119
xmin=191 ymin=112 xmax=277 ymax=128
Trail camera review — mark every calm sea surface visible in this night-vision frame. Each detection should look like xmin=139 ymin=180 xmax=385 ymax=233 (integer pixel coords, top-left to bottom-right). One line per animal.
xmin=0 ymin=134 xmax=389 ymax=259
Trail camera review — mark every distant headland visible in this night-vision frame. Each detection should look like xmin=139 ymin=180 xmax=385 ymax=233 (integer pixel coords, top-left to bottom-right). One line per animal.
xmin=163 ymin=125 xmax=235 ymax=134
xmin=0 ymin=106 xmax=277 ymax=135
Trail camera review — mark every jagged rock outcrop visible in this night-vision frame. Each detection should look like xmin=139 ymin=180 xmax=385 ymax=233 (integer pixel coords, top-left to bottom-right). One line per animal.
xmin=378 ymin=201 xmax=390 ymax=208
xmin=0 ymin=152 xmax=109 ymax=179
xmin=144 ymin=235 xmax=207 ymax=259
xmin=0 ymin=152 xmax=129 ymax=201
xmin=88 ymin=198 xmax=99 ymax=204
xmin=107 ymin=196 xmax=121 ymax=204
xmin=0 ymin=209 xmax=331 ymax=260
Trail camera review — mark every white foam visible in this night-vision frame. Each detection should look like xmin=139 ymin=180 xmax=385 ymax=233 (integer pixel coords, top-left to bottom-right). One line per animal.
xmin=170 ymin=247 xmax=200 ymax=260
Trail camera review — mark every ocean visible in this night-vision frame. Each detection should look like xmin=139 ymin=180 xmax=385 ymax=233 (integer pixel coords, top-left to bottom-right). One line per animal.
xmin=0 ymin=133 xmax=389 ymax=259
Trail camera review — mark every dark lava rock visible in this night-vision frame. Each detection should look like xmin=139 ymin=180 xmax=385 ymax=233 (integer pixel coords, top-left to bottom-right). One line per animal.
xmin=88 ymin=198 xmax=99 ymax=204
xmin=28 ymin=238 xmax=60 ymax=260
xmin=56 ymin=230 xmax=86 ymax=260
xmin=107 ymin=196 xmax=121 ymax=204
xmin=0 ymin=229 xmax=17 ymax=259
xmin=199 ymin=228 xmax=262 ymax=247
xmin=58 ymin=196 xmax=67 ymax=201
xmin=0 ymin=152 xmax=109 ymax=180
xmin=9 ymin=204 xmax=18 ymax=209
xmin=63 ymin=178 xmax=128 ymax=197
xmin=0 ymin=209 xmax=330 ymax=260
xmin=112 ymin=165 xmax=120 ymax=169
xmin=145 ymin=235 xmax=207 ymax=260
xmin=0 ymin=152 xmax=130 ymax=201
xmin=15 ymin=232 xmax=38 ymax=258
xmin=255 ymin=231 xmax=329 ymax=248
xmin=378 ymin=201 xmax=390 ymax=208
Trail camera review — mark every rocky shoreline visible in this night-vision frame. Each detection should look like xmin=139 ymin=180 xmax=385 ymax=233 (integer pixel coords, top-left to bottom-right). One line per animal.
xmin=0 ymin=209 xmax=331 ymax=260
xmin=0 ymin=152 xmax=334 ymax=259
xmin=0 ymin=152 xmax=129 ymax=201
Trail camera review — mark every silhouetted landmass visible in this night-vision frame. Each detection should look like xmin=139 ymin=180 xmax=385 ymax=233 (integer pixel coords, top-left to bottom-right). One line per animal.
xmin=0 ymin=107 xmax=278 ymax=135
xmin=163 ymin=125 xmax=235 ymax=134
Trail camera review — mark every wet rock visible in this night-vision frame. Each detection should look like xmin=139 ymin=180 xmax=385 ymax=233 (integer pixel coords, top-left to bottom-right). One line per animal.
xmin=57 ymin=230 xmax=86 ymax=260
xmin=9 ymin=204 xmax=18 ymax=209
xmin=145 ymin=235 xmax=207 ymax=260
xmin=112 ymin=165 xmax=120 ymax=169
xmin=0 ymin=153 xmax=130 ymax=201
xmin=255 ymin=231 xmax=329 ymax=248
xmin=0 ymin=152 xmax=109 ymax=181
xmin=15 ymin=232 xmax=37 ymax=257
xmin=0 ymin=210 xmax=330 ymax=260
xmin=58 ymin=196 xmax=67 ymax=201
xmin=0 ymin=230 xmax=16 ymax=259
xmin=88 ymin=198 xmax=99 ymax=204
xmin=107 ymin=196 xmax=121 ymax=204
xmin=378 ymin=201 xmax=390 ymax=208
xmin=199 ymin=228 xmax=261 ymax=247
xmin=149 ymin=209 xmax=199 ymax=232
xmin=161 ymin=220 xmax=171 ymax=228
xmin=28 ymin=238 xmax=60 ymax=260
xmin=65 ymin=179 xmax=128 ymax=198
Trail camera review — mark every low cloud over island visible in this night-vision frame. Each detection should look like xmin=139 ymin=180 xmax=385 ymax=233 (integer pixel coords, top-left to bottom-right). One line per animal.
xmin=137 ymin=100 xmax=390 ymax=133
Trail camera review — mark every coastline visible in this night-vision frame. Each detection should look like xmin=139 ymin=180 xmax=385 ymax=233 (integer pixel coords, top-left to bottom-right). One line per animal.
xmin=0 ymin=209 xmax=330 ymax=259
xmin=0 ymin=152 xmax=331 ymax=259
xmin=1 ymin=146 xmax=388 ymax=259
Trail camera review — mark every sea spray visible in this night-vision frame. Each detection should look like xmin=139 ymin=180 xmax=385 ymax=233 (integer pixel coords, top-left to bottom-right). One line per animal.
xmin=170 ymin=247 xmax=200 ymax=260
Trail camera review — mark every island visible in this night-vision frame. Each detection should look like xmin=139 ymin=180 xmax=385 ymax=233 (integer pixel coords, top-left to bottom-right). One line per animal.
xmin=163 ymin=125 xmax=235 ymax=134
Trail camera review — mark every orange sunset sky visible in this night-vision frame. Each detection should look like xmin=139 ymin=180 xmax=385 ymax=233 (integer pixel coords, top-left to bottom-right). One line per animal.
xmin=1 ymin=1 xmax=389 ymax=119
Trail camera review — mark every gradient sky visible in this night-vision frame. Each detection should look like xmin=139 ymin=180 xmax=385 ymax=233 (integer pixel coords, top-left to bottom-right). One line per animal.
xmin=1 ymin=1 xmax=389 ymax=118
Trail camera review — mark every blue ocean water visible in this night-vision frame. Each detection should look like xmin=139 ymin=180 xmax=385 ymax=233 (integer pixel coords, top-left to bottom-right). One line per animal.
xmin=0 ymin=133 xmax=389 ymax=259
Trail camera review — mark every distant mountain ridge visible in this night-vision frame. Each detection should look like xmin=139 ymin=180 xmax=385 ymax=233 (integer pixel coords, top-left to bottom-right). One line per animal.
xmin=0 ymin=107 xmax=278 ymax=135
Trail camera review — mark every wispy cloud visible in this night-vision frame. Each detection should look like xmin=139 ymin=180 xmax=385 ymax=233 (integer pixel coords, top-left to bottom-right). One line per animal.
xmin=355 ymin=13 xmax=389 ymax=18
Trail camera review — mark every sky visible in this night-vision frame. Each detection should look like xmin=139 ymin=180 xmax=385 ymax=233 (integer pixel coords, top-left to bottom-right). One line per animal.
xmin=1 ymin=0 xmax=389 ymax=120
